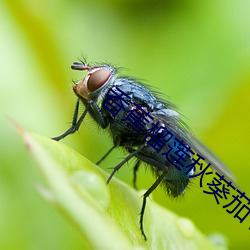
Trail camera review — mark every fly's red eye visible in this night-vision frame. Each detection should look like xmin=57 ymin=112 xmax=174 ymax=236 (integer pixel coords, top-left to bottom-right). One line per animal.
xmin=87 ymin=68 xmax=111 ymax=92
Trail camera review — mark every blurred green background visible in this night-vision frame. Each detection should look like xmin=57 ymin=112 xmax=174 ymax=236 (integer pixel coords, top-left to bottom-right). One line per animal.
xmin=1 ymin=0 xmax=250 ymax=249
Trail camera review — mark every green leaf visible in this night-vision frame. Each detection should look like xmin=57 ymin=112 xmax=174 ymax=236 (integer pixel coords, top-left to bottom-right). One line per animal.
xmin=19 ymin=128 xmax=226 ymax=250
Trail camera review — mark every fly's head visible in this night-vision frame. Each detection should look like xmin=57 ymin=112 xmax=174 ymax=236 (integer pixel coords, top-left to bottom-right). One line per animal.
xmin=72 ymin=61 xmax=116 ymax=101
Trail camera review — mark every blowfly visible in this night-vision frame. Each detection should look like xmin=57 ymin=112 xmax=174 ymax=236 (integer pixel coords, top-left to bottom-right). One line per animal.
xmin=52 ymin=60 xmax=235 ymax=240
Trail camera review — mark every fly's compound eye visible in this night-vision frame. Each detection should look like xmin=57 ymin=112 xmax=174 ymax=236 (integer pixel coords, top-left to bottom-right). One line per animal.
xmin=87 ymin=68 xmax=111 ymax=92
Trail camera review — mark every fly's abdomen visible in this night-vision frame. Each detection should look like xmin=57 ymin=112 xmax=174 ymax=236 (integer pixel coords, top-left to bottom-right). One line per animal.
xmin=135 ymin=132 xmax=193 ymax=197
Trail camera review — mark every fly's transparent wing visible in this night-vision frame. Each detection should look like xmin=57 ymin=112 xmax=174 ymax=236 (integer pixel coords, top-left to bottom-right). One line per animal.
xmin=187 ymin=134 xmax=236 ymax=182
xmin=150 ymin=109 xmax=236 ymax=183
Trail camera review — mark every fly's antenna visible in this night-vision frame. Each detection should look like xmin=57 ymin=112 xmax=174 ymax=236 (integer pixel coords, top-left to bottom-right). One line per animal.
xmin=71 ymin=61 xmax=89 ymax=71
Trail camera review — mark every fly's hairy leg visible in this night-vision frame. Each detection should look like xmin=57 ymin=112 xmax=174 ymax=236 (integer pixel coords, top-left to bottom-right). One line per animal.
xmin=106 ymin=144 xmax=146 ymax=184
xmin=89 ymin=100 xmax=108 ymax=129
xmin=133 ymin=160 xmax=141 ymax=189
xmin=140 ymin=173 xmax=166 ymax=240
xmin=52 ymin=99 xmax=108 ymax=141
xmin=96 ymin=145 xmax=116 ymax=165
xmin=52 ymin=99 xmax=89 ymax=141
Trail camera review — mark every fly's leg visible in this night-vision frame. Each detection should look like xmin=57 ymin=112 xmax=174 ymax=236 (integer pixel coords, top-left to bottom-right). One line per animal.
xmin=140 ymin=173 xmax=166 ymax=240
xmin=52 ymin=99 xmax=108 ymax=141
xmin=88 ymin=100 xmax=107 ymax=129
xmin=133 ymin=160 xmax=141 ymax=189
xmin=99 ymin=147 xmax=141 ymax=188
xmin=52 ymin=99 xmax=88 ymax=141
xmin=96 ymin=145 xmax=116 ymax=165
xmin=107 ymin=144 xmax=146 ymax=184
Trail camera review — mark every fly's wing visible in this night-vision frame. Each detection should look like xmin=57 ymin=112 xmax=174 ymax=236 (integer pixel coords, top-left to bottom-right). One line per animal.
xmin=186 ymin=134 xmax=236 ymax=182
xmin=150 ymin=108 xmax=236 ymax=183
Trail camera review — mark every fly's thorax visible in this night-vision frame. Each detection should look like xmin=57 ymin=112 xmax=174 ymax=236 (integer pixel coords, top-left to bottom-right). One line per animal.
xmin=73 ymin=64 xmax=117 ymax=102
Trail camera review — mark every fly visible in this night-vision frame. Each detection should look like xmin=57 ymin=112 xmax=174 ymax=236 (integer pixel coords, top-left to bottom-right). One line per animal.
xmin=52 ymin=60 xmax=235 ymax=240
